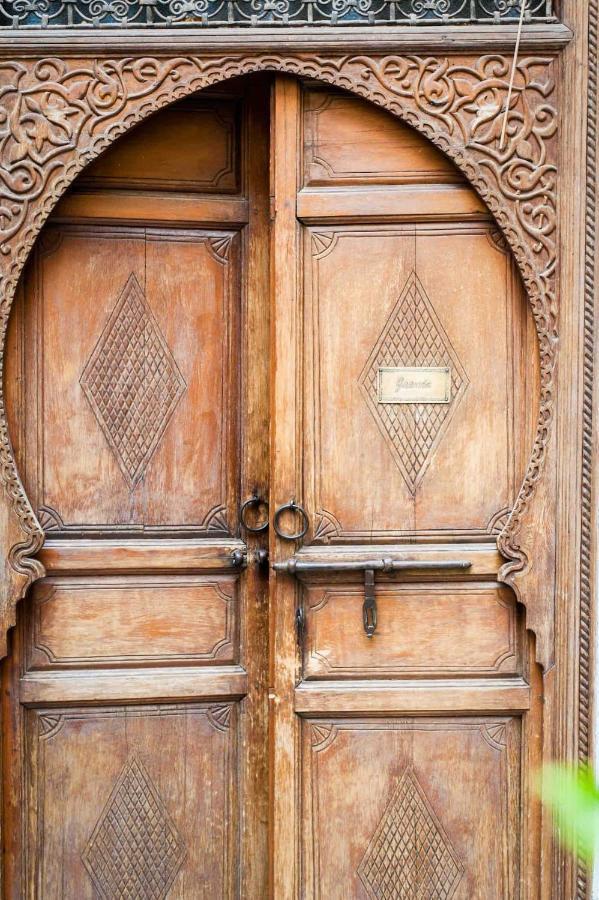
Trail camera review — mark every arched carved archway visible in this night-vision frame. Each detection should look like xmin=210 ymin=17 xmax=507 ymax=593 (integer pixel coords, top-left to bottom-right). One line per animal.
xmin=0 ymin=52 xmax=557 ymax=663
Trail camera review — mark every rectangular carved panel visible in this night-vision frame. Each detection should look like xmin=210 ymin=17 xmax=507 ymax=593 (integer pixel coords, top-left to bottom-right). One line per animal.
xmin=27 ymin=704 xmax=238 ymax=898
xmin=302 ymin=582 xmax=520 ymax=678
xmin=301 ymin=717 xmax=520 ymax=899
xmin=304 ymin=223 xmax=538 ymax=541
xmin=303 ymin=89 xmax=462 ymax=188
xmin=26 ymin=576 xmax=239 ymax=669
xmin=26 ymin=226 xmax=240 ymax=533
xmin=79 ymin=97 xmax=240 ymax=194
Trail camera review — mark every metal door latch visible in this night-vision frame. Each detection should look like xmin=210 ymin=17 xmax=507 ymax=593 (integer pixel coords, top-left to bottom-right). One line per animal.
xmin=273 ymin=556 xmax=471 ymax=638
xmin=363 ymin=569 xmax=376 ymax=638
xmin=230 ymin=548 xmax=269 ymax=569
xmin=295 ymin=605 xmax=305 ymax=638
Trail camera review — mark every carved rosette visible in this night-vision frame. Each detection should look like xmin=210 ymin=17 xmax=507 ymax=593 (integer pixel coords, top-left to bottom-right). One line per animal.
xmin=0 ymin=53 xmax=557 ymax=656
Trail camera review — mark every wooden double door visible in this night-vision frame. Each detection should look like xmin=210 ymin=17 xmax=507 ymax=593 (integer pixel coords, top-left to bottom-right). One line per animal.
xmin=2 ymin=73 xmax=541 ymax=898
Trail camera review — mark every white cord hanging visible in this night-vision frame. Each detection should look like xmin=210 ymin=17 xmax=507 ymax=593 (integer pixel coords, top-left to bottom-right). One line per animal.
xmin=500 ymin=0 xmax=527 ymax=151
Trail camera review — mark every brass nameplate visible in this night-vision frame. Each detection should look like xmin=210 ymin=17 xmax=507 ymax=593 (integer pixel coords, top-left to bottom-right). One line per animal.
xmin=377 ymin=367 xmax=451 ymax=404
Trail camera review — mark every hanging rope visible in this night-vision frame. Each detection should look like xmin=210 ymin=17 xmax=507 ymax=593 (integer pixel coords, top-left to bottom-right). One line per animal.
xmin=500 ymin=0 xmax=527 ymax=150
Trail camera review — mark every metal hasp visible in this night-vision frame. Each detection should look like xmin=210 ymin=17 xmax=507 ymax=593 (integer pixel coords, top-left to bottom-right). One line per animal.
xmin=363 ymin=569 xmax=377 ymax=638
xmin=273 ymin=556 xmax=472 ymax=637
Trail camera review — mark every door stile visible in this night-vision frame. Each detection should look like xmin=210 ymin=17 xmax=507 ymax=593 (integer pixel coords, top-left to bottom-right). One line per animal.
xmin=239 ymin=76 xmax=271 ymax=900
xmin=269 ymin=75 xmax=303 ymax=900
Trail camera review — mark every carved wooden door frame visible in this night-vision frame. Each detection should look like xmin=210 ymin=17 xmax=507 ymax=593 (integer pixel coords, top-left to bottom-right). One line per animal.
xmin=0 ymin=7 xmax=594 ymax=896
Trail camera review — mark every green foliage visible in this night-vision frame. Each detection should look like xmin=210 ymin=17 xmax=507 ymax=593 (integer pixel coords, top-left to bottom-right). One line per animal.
xmin=540 ymin=764 xmax=599 ymax=862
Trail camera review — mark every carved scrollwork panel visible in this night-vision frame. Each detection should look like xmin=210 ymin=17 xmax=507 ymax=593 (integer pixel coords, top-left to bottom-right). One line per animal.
xmin=0 ymin=51 xmax=557 ymax=662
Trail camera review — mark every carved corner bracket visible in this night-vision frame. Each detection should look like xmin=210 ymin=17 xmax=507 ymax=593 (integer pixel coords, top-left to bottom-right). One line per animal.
xmin=0 ymin=51 xmax=557 ymax=664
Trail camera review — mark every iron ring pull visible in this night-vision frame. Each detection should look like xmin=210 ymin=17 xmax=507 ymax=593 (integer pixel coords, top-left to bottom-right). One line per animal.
xmin=239 ymin=494 xmax=269 ymax=533
xmin=273 ymin=501 xmax=309 ymax=541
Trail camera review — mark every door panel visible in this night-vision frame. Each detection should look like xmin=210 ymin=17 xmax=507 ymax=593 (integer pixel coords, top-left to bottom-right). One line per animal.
xmin=27 ymin=704 xmax=237 ymax=898
xmin=25 ymin=576 xmax=239 ymax=670
xmin=304 ymin=223 xmax=537 ymax=540
xmin=302 ymin=581 xmax=520 ymax=679
xmin=79 ymin=96 xmax=240 ymax=194
xmin=26 ymin=224 xmax=239 ymax=533
xmin=303 ymin=89 xmax=462 ymax=187
xmin=301 ymin=717 xmax=520 ymax=900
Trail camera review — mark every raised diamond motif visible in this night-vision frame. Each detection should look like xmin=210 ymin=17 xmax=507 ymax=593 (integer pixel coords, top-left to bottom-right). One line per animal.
xmin=358 ymin=768 xmax=464 ymax=900
xmin=82 ymin=756 xmax=186 ymax=900
xmin=359 ymin=271 xmax=469 ymax=494
xmin=80 ymin=274 xmax=186 ymax=488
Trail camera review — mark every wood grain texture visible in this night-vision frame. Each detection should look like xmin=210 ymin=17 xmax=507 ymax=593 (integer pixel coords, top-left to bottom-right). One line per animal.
xmin=0 ymin=24 xmax=573 ymax=57
xmin=269 ymin=75 xmax=303 ymax=900
xmin=27 ymin=576 xmax=239 ymax=669
xmin=294 ymin=681 xmax=531 ymax=713
xmin=302 ymin=582 xmax=520 ymax=678
xmin=39 ymin=538 xmax=246 ymax=573
xmin=79 ymin=97 xmax=240 ymax=194
xmin=303 ymin=88 xmax=463 ymax=187
xmin=297 ymin=185 xmax=486 ymax=222
xmin=301 ymin=717 xmax=521 ymax=899
xmin=52 ymin=192 xmax=249 ymax=227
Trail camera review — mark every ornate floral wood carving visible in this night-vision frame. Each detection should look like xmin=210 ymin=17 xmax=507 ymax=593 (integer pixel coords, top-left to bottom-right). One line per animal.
xmin=0 ymin=52 xmax=557 ymax=659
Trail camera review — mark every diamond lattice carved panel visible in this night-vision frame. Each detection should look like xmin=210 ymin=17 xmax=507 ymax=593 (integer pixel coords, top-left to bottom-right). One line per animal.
xmin=80 ymin=274 xmax=186 ymax=489
xmin=359 ymin=271 xmax=468 ymax=494
xmin=82 ymin=757 xmax=186 ymax=900
xmin=358 ymin=768 xmax=464 ymax=900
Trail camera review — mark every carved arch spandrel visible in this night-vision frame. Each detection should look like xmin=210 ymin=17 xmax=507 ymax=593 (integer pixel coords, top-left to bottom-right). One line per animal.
xmin=0 ymin=53 xmax=557 ymax=664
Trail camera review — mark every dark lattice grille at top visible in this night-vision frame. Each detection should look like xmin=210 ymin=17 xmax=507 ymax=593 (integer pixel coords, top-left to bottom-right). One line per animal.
xmin=0 ymin=0 xmax=558 ymax=29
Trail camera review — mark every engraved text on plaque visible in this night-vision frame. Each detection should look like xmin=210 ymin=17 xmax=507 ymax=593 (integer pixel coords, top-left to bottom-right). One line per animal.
xmin=377 ymin=367 xmax=451 ymax=404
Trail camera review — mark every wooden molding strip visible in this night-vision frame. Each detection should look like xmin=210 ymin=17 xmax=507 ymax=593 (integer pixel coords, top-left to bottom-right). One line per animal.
xmin=294 ymin=678 xmax=531 ymax=714
xmin=297 ymin=184 xmax=488 ymax=223
xmin=0 ymin=24 xmax=573 ymax=56
xmin=52 ymin=191 xmax=249 ymax=226
xmin=20 ymin=666 xmax=248 ymax=703
xmin=39 ymin=538 xmax=247 ymax=574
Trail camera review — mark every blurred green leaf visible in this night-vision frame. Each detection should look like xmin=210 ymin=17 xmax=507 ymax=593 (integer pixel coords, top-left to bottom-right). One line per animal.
xmin=539 ymin=764 xmax=599 ymax=862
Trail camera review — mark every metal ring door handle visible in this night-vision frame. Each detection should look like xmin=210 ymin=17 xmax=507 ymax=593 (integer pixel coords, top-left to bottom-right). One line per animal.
xmin=239 ymin=494 xmax=269 ymax=533
xmin=273 ymin=501 xmax=309 ymax=541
